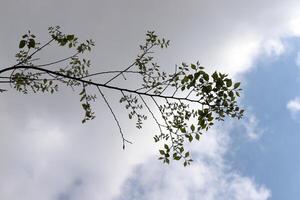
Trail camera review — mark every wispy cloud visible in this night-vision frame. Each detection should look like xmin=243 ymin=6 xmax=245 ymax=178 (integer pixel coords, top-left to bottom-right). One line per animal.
xmin=243 ymin=115 xmax=265 ymax=140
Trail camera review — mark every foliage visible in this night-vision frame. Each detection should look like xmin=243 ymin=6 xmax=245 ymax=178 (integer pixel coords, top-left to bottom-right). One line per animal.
xmin=0 ymin=26 xmax=244 ymax=166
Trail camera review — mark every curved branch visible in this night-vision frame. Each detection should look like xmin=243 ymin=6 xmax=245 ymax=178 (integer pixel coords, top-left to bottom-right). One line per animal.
xmin=34 ymin=52 xmax=79 ymax=68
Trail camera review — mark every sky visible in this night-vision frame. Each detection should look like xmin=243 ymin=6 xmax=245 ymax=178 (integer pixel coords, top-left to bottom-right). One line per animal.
xmin=1 ymin=0 xmax=300 ymax=200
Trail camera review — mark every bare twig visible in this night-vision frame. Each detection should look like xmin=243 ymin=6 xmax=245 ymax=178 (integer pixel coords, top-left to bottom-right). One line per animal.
xmin=104 ymin=44 xmax=155 ymax=85
xmin=34 ymin=52 xmax=79 ymax=68
xmin=138 ymin=94 xmax=163 ymax=136
xmin=96 ymin=86 xmax=132 ymax=149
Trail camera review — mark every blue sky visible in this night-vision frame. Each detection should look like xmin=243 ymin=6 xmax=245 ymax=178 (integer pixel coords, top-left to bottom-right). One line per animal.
xmin=229 ymin=37 xmax=300 ymax=200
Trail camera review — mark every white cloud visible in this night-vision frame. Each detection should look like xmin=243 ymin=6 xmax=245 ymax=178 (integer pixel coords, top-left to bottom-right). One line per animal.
xmin=116 ymin=128 xmax=270 ymax=200
xmin=264 ymin=38 xmax=285 ymax=56
xmin=0 ymin=116 xmax=157 ymax=200
xmin=287 ymin=97 xmax=300 ymax=117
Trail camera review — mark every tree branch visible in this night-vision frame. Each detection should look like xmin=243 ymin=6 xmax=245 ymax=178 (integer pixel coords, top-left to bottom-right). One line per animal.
xmin=0 ymin=65 xmax=202 ymax=104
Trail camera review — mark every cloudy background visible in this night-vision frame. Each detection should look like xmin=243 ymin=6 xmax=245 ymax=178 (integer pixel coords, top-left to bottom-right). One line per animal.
xmin=1 ymin=0 xmax=300 ymax=199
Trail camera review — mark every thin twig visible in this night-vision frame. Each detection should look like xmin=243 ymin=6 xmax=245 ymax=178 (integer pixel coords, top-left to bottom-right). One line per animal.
xmin=104 ymin=62 xmax=136 ymax=85
xmin=186 ymin=89 xmax=194 ymax=99
xmin=34 ymin=52 xmax=79 ymax=68
xmin=172 ymin=87 xmax=179 ymax=97
xmin=138 ymin=94 xmax=163 ymax=136
xmin=151 ymin=96 xmax=175 ymax=148
xmin=104 ymin=43 xmax=155 ymax=85
xmin=83 ymin=70 xmax=140 ymax=79
xmin=96 ymin=86 xmax=132 ymax=149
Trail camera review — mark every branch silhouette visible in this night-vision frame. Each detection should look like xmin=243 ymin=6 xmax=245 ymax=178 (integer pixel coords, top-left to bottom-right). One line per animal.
xmin=0 ymin=26 xmax=244 ymax=166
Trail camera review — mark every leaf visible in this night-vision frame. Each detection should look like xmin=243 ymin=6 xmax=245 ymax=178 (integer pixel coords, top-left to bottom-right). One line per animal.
xmin=194 ymin=72 xmax=201 ymax=80
xmin=195 ymin=133 xmax=200 ymax=140
xmin=28 ymin=39 xmax=35 ymax=48
xmin=203 ymin=73 xmax=209 ymax=81
xmin=19 ymin=40 xmax=26 ymax=48
xmin=212 ymin=71 xmax=218 ymax=80
xmin=226 ymin=79 xmax=232 ymax=87
xmin=165 ymin=158 xmax=170 ymax=164
xmin=180 ymin=127 xmax=186 ymax=133
xmin=191 ymin=63 xmax=196 ymax=70
xmin=190 ymin=124 xmax=195 ymax=132
xmin=234 ymin=82 xmax=241 ymax=89
xmin=174 ymin=156 xmax=181 ymax=160
xmin=185 ymin=151 xmax=190 ymax=158
xmin=229 ymin=90 xmax=234 ymax=98
xmin=188 ymin=135 xmax=193 ymax=142
xmin=159 ymin=150 xmax=165 ymax=155
xmin=164 ymin=144 xmax=169 ymax=150
xmin=67 ymin=34 xmax=75 ymax=41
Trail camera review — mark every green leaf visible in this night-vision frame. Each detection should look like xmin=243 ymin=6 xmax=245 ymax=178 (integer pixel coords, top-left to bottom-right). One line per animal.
xmin=174 ymin=156 xmax=181 ymax=160
xmin=188 ymin=74 xmax=193 ymax=80
xmin=212 ymin=71 xmax=218 ymax=80
xmin=195 ymin=133 xmax=200 ymax=140
xmin=234 ymin=82 xmax=241 ymax=89
xmin=185 ymin=151 xmax=190 ymax=158
xmin=67 ymin=34 xmax=75 ymax=41
xmin=191 ymin=64 xmax=196 ymax=70
xmin=19 ymin=40 xmax=26 ymax=48
xmin=164 ymin=144 xmax=169 ymax=150
xmin=180 ymin=127 xmax=186 ymax=133
xmin=188 ymin=135 xmax=193 ymax=142
xmin=226 ymin=79 xmax=232 ymax=87
xmin=203 ymin=73 xmax=209 ymax=81
xmin=194 ymin=72 xmax=201 ymax=80
xmin=229 ymin=90 xmax=234 ymax=97
xmin=191 ymin=124 xmax=195 ymax=131
xmin=28 ymin=39 xmax=35 ymax=48
xmin=165 ymin=158 xmax=170 ymax=164
xmin=159 ymin=150 xmax=165 ymax=155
